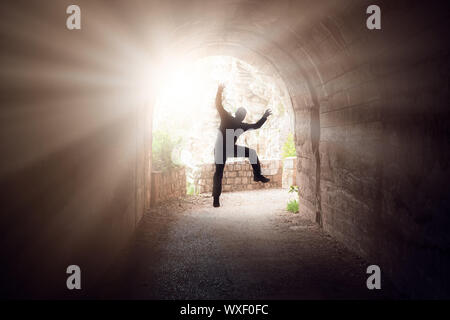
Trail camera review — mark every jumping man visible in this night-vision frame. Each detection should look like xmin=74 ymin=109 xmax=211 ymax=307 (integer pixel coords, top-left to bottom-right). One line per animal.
xmin=212 ymin=84 xmax=272 ymax=207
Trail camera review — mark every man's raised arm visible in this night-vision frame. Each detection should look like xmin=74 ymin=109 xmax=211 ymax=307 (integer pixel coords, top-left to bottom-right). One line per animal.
xmin=243 ymin=109 xmax=273 ymax=131
xmin=215 ymin=84 xmax=229 ymax=120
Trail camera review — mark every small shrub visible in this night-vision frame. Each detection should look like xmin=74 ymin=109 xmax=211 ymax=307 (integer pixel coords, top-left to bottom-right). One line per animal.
xmin=287 ymin=199 xmax=299 ymax=213
xmin=186 ymin=182 xmax=198 ymax=195
xmin=287 ymin=185 xmax=299 ymax=213
xmin=288 ymin=185 xmax=299 ymax=194
xmin=282 ymin=133 xmax=296 ymax=159
xmin=152 ymin=130 xmax=181 ymax=171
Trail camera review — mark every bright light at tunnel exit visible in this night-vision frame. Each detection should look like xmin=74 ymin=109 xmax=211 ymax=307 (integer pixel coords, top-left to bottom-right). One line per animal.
xmin=151 ymin=55 xmax=294 ymax=169
xmin=151 ymin=56 xmax=239 ymax=167
xmin=155 ymin=55 xmax=236 ymax=114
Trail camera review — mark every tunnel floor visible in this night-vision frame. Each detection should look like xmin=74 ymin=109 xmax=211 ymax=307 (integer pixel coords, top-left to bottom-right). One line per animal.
xmin=99 ymin=189 xmax=399 ymax=299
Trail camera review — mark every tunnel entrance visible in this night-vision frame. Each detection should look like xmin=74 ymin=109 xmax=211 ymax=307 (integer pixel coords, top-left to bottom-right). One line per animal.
xmin=149 ymin=55 xmax=297 ymax=205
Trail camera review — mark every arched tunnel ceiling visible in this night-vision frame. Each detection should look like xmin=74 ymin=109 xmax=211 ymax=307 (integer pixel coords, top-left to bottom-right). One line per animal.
xmin=144 ymin=0 xmax=358 ymax=100
xmin=171 ymin=3 xmax=386 ymax=113
xmin=153 ymin=1 xmax=335 ymax=97
xmin=136 ymin=0 xmax=366 ymax=166
xmin=166 ymin=25 xmax=313 ymax=98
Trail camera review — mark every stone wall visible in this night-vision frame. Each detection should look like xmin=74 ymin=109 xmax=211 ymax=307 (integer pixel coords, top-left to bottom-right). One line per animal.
xmin=282 ymin=157 xmax=297 ymax=189
xmin=0 ymin=2 xmax=152 ymax=298
xmin=151 ymin=167 xmax=186 ymax=205
xmin=285 ymin=1 xmax=450 ymax=297
xmin=195 ymin=159 xmax=283 ymax=194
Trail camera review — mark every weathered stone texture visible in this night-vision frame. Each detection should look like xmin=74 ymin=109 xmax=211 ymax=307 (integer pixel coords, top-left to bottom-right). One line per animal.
xmin=151 ymin=167 xmax=186 ymax=205
xmin=194 ymin=159 xmax=285 ymax=194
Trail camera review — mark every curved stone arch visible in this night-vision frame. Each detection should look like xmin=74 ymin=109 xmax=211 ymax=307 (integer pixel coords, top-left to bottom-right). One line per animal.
xmin=152 ymin=20 xmax=326 ymax=222
xmin=159 ymin=21 xmax=320 ymax=138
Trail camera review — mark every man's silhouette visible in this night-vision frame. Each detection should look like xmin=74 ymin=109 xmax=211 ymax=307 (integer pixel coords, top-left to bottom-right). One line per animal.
xmin=213 ymin=84 xmax=272 ymax=207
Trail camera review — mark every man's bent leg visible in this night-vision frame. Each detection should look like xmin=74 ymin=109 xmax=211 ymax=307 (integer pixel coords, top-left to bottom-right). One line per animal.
xmin=212 ymin=163 xmax=225 ymax=197
xmin=235 ymin=145 xmax=269 ymax=183
xmin=212 ymin=163 xmax=225 ymax=207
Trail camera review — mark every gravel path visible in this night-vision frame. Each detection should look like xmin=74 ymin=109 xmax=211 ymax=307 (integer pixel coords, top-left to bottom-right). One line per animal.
xmin=101 ymin=189 xmax=399 ymax=299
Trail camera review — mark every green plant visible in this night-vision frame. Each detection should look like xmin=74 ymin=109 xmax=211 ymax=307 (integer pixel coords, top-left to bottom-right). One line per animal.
xmin=288 ymin=185 xmax=299 ymax=194
xmin=186 ymin=182 xmax=198 ymax=195
xmin=287 ymin=199 xmax=299 ymax=213
xmin=152 ymin=130 xmax=181 ymax=171
xmin=287 ymin=185 xmax=299 ymax=213
xmin=282 ymin=133 xmax=296 ymax=159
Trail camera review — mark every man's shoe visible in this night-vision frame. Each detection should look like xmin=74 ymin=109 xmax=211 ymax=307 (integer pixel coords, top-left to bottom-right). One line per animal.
xmin=213 ymin=197 xmax=220 ymax=207
xmin=254 ymin=175 xmax=270 ymax=183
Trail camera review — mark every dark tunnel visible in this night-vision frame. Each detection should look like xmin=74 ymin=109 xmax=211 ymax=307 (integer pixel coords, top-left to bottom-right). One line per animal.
xmin=0 ymin=0 xmax=449 ymax=299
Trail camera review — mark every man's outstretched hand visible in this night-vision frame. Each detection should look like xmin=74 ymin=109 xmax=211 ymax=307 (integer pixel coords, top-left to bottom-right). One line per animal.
xmin=218 ymin=83 xmax=225 ymax=92
xmin=263 ymin=109 xmax=273 ymax=118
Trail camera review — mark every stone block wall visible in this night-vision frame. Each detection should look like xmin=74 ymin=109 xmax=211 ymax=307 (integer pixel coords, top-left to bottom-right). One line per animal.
xmin=195 ymin=159 xmax=283 ymax=194
xmin=282 ymin=157 xmax=297 ymax=189
xmin=288 ymin=0 xmax=450 ymax=297
xmin=0 ymin=3 xmax=153 ymax=297
xmin=151 ymin=167 xmax=186 ymax=205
